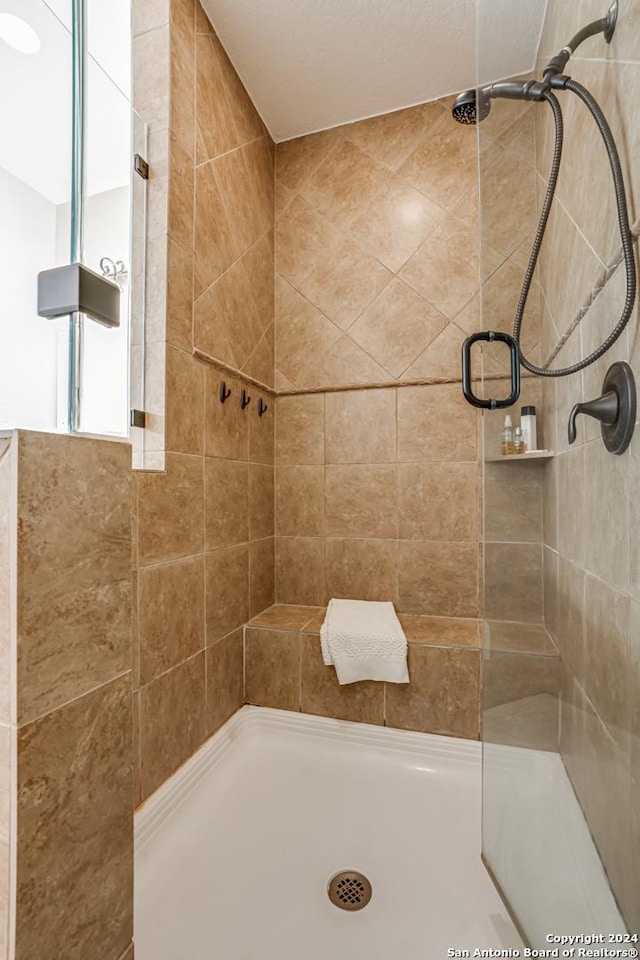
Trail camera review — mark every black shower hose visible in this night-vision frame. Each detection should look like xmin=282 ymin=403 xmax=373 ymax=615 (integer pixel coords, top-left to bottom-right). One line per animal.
xmin=512 ymin=80 xmax=637 ymax=378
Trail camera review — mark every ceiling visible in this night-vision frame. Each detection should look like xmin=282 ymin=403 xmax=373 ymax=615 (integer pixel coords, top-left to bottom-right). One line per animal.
xmin=201 ymin=0 xmax=548 ymax=142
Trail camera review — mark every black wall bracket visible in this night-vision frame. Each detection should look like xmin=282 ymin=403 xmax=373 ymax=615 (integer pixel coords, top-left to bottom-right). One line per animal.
xmin=568 ymin=361 xmax=636 ymax=454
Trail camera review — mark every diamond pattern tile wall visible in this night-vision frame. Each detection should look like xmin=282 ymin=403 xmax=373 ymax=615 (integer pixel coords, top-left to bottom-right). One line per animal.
xmin=275 ymin=97 xmax=539 ymax=389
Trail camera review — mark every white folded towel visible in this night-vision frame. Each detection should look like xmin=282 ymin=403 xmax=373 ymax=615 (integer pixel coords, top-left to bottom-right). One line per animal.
xmin=320 ymin=599 xmax=410 ymax=685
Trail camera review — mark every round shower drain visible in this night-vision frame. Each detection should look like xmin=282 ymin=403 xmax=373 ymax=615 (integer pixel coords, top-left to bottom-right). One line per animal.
xmin=327 ymin=870 xmax=372 ymax=911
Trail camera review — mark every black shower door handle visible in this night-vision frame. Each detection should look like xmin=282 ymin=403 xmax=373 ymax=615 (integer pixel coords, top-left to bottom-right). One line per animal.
xmin=461 ymin=330 xmax=521 ymax=409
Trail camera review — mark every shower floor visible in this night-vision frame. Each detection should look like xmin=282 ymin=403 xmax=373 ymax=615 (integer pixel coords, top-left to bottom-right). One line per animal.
xmin=134 ymin=707 xmax=522 ymax=959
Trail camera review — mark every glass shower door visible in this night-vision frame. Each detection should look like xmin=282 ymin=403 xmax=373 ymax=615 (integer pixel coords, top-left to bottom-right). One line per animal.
xmin=476 ymin=0 xmax=635 ymax=945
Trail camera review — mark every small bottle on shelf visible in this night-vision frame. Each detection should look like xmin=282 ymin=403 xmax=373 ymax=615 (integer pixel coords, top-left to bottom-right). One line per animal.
xmin=514 ymin=426 xmax=525 ymax=455
xmin=501 ymin=415 xmax=515 ymax=455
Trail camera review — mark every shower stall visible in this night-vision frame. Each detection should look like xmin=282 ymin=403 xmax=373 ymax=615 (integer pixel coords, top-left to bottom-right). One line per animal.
xmin=474 ymin=0 xmax=639 ymax=942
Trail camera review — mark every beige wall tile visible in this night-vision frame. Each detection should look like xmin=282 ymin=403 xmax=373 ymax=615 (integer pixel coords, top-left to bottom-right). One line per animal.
xmin=166 ymin=239 xmax=194 ymax=351
xmin=276 ymin=130 xmax=338 ymax=194
xmin=165 ymin=346 xmax=205 ymax=455
xmin=483 ymin=649 xmax=560 ymax=712
xmin=543 ymin=546 xmax=558 ymax=641
xmin=249 ymin=537 xmax=275 ymax=618
xmin=137 ymin=453 xmax=204 ymax=565
xmin=204 ymin=459 xmax=249 ymax=550
xmin=275 ymin=279 xmax=341 ymax=387
xmin=193 ymin=285 xmax=238 ymax=369
xmin=206 ymin=629 xmax=243 ymax=735
xmin=397 ymin=384 xmax=476 ymax=462
xmin=560 ymin=672 xmax=632 ymax=927
xmin=249 ymin=604 xmax=322 ymax=631
xmin=243 ymin=326 xmax=275 ymax=389
xmin=485 ymin=543 xmax=543 ymax=624
xmin=138 ymin=556 xmax=205 ymax=684
xmin=139 ymin=653 xmax=206 ymax=799
xmin=300 ymin=634 xmax=384 ymax=724
xmin=301 ymin=335 xmax=390 ymax=389
xmin=248 ymin=388 xmax=275 ymax=463
xmin=0 ymin=835 xmax=8 ymax=960
xmin=170 ymin=28 xmax=195 ymax=157
xmin=556 ymin=447 xmax=585 ymax=565
xmin=248 ymin=463 xmax=274 ymax=542
xmin=0 ymin=440 xmax=15 ymax=724
xmin=17 ymin=433 xmax=131 ymax=723
xmin=399 ymin=462 xmax=478 ymax=541
xmin=299 ymin=137 xmax=388 ymax=229
xmin=196 ymin=255 xmax=265 ymax=368
xmin=584 ymin=575 xmax=631 ymax=753
xmin=325 ymin=388 xmax=395 ymax=463
xmin=399 ymin=614 xmax=479 ymax=647
xmin=276 ymin=197 xmax=340 ymax=288
xmin=194 ymin=160 xmax=239 ymax=294
xmin=168 ymin=133 xmax=194 ymax=249
xmin=296 ymin=236 xmax=392 ymax=331
xmin=133 ymin=26 xmax=170 ymax=128
xmin=204 ymin=370 xmax=249 ymax=460
xmin=405 ymin=322 xmax=466 ymax=381
xmin=325 ymin=539 xmax=397 ymax=602
xmin=349 ymin=176 xmax=444 ymax=273
xmin=398 ymin=121 xmax=476 ymax=210
xmin=349 ymin=278 xmax=447 ymax=379
xmin=276 ymin=466 xmax=325 ymax=537
xmin=213 ymin=140 xmax=273 ymax=256
xmin=195 ymin=33 xmax=243 ymax=162
xmin=400 ymin=213 xmax=479 ymax=321
xmin=244 ymin=628 xmax=300 ymax=710
xmin=205 ymin=545 xmax=249 ymax=642
xmin=134 ymin=0 xmax=169 ymax=37
xmin=385 ymin=645 xmax=480 ymax=738
xmin=396 ymin=541 xmax=479 ymax=617
xmin=325 ymin=464 xmax=397 ymax=539
xmin=484 ymin=460 xmax=543 ymax=543
xmin=344 ymin=102 xmax=444 ymax=171
xmin=583 ymin=439 xmax=629 ymax=594
xmin=276 ymin=394 xmax=324 ymax=465
xmin=275 ymin=538 xmax=326 ymax=606
xmin=17 ymin=676 xmax=132 ymax=960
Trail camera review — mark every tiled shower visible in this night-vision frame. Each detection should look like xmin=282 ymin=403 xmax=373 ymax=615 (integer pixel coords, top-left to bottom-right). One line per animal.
xmin=0 ymin=0 xmax=638 ymax=955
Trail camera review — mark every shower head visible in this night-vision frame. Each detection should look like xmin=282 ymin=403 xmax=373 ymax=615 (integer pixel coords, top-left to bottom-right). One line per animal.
xmin=451 ymin=89 xmax=490 ymax=125
xmin=452 ymin=81 xmax=546 ymax=125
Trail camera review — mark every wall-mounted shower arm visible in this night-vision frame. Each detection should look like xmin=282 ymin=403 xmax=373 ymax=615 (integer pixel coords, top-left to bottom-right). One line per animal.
xmin=543 ymin=0 xmax=617 ymax=79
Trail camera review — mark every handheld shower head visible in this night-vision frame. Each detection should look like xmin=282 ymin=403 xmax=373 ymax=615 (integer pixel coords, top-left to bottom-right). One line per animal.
xmin=452 ymin=81 xmax=546 ymax=125
xmin=451 ymin=89 xmax=490 ymax=125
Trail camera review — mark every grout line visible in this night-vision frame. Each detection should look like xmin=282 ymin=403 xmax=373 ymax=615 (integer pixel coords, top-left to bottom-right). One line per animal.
xmin=19 ymin=670 xmax=132 ymax=729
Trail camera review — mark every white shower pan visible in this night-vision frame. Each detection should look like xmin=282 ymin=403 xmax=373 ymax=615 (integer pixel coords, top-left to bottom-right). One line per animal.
xmin=134 ymin=707 xmax=523 ymax=960
xmin=135 ymin=707 xmax=521 ymax=960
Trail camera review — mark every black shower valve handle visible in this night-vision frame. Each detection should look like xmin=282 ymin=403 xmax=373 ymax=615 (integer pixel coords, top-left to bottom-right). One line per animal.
xmin=567 ymin=361 xmax=636 ymax=454
xmin=568 ymin=391 xmax=618 ymax=444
